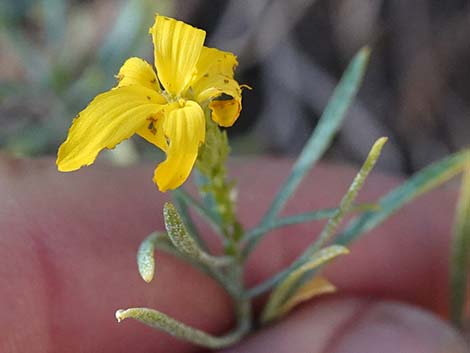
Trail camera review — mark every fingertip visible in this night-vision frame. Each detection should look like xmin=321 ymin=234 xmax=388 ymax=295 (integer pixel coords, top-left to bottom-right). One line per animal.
xmin=330 ymin=301 xmax=468 ymax=353
xmin=222 ymin=299 xmax=469 ymax=353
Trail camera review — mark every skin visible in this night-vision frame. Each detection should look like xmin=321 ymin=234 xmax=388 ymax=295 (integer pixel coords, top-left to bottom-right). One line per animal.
xmin=0 ymin=154 xmax=467 ymax=353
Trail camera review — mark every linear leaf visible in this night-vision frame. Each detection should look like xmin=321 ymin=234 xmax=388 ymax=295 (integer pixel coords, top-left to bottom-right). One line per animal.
xmin=307 ymin=137 xmax=387 ymax=253
xmin=336 ymin=150 xmax=470 ymax=246
xmin=243 ymin=208 xmax=338 ymax=242
xmin=244 ymin=47 xmax=370 ymax=256
xmin=275 ymin=138 xmax=387 ymax=300
xmin=450 ymin=164 xmax=470 ymax=326
xmin=246 ymin=138 xmax=387 ymax=296
xmin=172 ymin=188 xmax=223 ymax=235
xmin=246 ymin=150 xmax=470 ymax=299
xmin=243 ymin=203 xmax=378 ymax=244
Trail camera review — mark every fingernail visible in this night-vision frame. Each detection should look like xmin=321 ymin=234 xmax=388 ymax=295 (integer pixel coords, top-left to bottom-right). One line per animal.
xmin=331 ymin=301 xmax=469 ymax=353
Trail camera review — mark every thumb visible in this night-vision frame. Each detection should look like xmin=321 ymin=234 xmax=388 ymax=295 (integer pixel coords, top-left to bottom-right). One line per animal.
xmin=222 ymin=298 xmax=469 ymax=353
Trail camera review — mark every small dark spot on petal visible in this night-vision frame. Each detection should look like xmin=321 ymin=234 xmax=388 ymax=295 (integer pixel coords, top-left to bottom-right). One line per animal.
xmin=147 ymin=96 xmax=151 ymax=100
xmin=147 ymin=121 xmax=157 ymax=135
xmin=150 ymin=78 xmax=157 ymax=83
xmin=203 ymin=73 xmax=209 ymax=78
xmin=224 ymin=79 xmax=229 ymax=84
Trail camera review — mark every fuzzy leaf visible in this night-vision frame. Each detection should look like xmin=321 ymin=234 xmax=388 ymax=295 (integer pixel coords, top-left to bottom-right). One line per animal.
xmin=116 ymin=307 xmax=243 ymax=349
xmin=309 ymin=137 xmax=387 ymax=252
xmin=137 ymin=232 xmax=169 ymax=283
xmin=163 ymin=202 xmax=231 ymax=267
xmin=172 ymin=191 xmax=207 ymax=250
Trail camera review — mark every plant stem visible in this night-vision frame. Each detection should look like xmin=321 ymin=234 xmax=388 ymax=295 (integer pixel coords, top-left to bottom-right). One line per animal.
xmin=194 ymin=111 xmax=252 ymax=341
xmin=196 ymin=113 xmax=243 ymax=254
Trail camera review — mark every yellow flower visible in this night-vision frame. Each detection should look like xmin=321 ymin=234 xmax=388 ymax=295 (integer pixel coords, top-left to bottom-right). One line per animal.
xmin=57 ymin=15 xmax=244 ymax=191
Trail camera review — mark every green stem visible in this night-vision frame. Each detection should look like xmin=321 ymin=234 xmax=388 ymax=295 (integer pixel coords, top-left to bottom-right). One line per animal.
xmin=196 ymin=113 xmax=243 ymax=255
xmin=193 ymin=109 xmax=252 ymax=340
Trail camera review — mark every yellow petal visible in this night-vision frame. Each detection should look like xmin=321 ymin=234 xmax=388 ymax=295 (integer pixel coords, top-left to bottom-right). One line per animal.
xmin=57 ymin=86 xmax=165 ymax=171
xmin=278 ymin=276 xmax=336 ymax=317
xmin=150 ymin=15 xmax=205 ymax=96
xmin=153 ymin=100 xmax=205 ymax=191
xmin=192 ymin=47 xmax=242 ymax=127
xmin=116 ymin=57 xmax=161 ymax=91
xmin=209 ymin=98 xmax=241 ymax=127
xmin=193 ymin=47 xmax=238 ymax=81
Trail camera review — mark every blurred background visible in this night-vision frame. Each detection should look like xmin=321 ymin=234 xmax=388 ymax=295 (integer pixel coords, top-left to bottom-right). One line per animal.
xmin=0 ymin=0 xmax=469 ymax=175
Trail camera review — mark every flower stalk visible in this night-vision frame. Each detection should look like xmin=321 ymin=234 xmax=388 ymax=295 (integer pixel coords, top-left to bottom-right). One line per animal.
xmin=196 ymin=110 xmax=244 ymax=255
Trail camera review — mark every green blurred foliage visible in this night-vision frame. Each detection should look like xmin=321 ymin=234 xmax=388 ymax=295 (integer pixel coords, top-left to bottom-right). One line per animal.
xmin=0 ymin=0 xmax=172 ymax=157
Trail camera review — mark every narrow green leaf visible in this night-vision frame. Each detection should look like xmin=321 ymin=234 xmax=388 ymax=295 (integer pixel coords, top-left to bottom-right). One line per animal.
xmin=308 ymin=137 xmax=387 ymax=253
xmin=116 ymin=307 xmax=244 ymax=349
xmin=450 ymin=164 xmax=470 ymax=327
xmin=246 ymin=150 xmax=470 ymax=299
xmin=246 ymin=138 xmax=387 ymax=297
xmin=336 ymin=150 xmax=470 ymax=246
xmin=163 ymin=203 xmax=231 ymax=267
xmin=244 ymin=47 xmax=370 ymax=256
xmin=261 ymin=245 xmax=348 ymax=323
xmin=243 ymin=203 xmax=379 ymax=244
xmin=172 ymin=188 xmax=223 ymax=235
xmin=244 ymin=208 xmax=338 ymax=242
